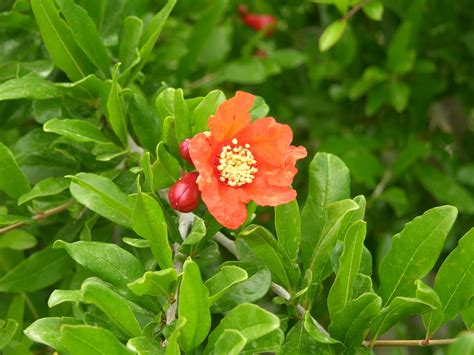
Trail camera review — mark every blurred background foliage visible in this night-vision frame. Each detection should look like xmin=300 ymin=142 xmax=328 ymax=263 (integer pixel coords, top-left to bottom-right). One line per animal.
xmin=0 ymin=0 xmax=473 ymax=351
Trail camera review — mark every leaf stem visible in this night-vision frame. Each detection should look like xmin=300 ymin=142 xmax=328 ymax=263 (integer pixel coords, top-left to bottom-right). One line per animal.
xmin=341 ymin=0 xmax=370 ymax=22
xmin=363 ymin=338 xmax=458 ymax=347
xmin=0 ymin=200 xmax=74 ymax=235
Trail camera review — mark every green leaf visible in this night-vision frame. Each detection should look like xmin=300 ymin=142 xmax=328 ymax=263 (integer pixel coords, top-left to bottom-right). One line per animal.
xmin=448 ymin=332 xmax=474 ymax=355
xmin=165 ymin=318 xmax=186 ymax=355
xmin=378 ymin=206 xmax=458 ymax=305
xmin=132 ymin=191 xmax=173 ymax=269
xmin=44 ymin=118 xmax=109 ymax=144
xmin=275 ymin=200 xmax=301 ymax=262
xmin=182 ymin=216 xmax=206 ymax=246
xmin=192 ymin=90 xmax=225 ymax=134
xmin=155 ymin=88 xmax=175 ymax=120
xmin=56 ymin=0 xmax=110 ymax=77
xmin=303 ymin=312 xmax=339 ymax=344
xmin=0 ymin=248 xmax=73 ymax=292
xmin=249 ymin=96 xmax=270 ymax=120
xmin=205 ymin=303 xmax=280 ymax=353
xmin=81 ymin=279 xmax=143 ymax=337
xmin=128 ymin=268 xmax=178 ymax=297
xmin=370 ymin=296 xmax=434 ymax=341
xmin=319 ymin=20 xmax=347 ymax=52
xmin=106 ymin=65 xmax=128 ymax=146
xmin=0 ymin=73 xmax=62 ymax=100
xmin=328 ymin=221 xmax=367 ymax=316
xmin=386 ymin=21 xmax=416 ymax=74
xmin=178 ymin=259 xmax=211 ymax=352
xmin=48 ymin=289 xmax=83 ymax=308
xmin=363 ymin=1 xmax=384 ymax=21
xmin=119 ymin=16 xmax=143 ymax=70
xmin=389 ymin=81 xmax=410 ymax=113
xmin=434 ymin=228 xmax=474 ymax=326
xmin=129 ymin=93 xmax=160 ymax=152
xmin=240 ymin=329 xmax=284 ymax=354
xmin=173 ymin=88 xmax=191 ymax=142
xmin=24 ymin=317 xmax=82 ymax=352
xmin=0 ymin=143 xmax=30 ymax=199
xmin=18 ymin=177 xmax=69 ymax=205
xmin=214 ymin=329 xmax=247 ymax=355
xmin=282 ymin=322 xmax=334 ymax=355
xmin=462 ymin=298 xmax=474 ymax=330
xmin=152 ymin=143 xmax=181 ymax=189
xmin=128 ymin=336 xmax=164 ymax=355
xmin=0 ymin=319 xmax=18 ymax=350
xmin=329 ymin=292 xmax=382 ymax=348
xmin=205 ymin=266 xmax=248 ymax=304
xmin=68 ymin=172 xmax=132 ymax=228
xmin=212 ymin=265 xmax=272 ymax=313
xmin=0 ymin=230 xmax=37 ymax=250
xmin=54 ymin=240 xmax=144 ymax=288
xmin=415 ymin=280 xmax=443 ymax=337
xmin=348 ymin=66 xmax=388 ymax=100
xmin=31 ymin=0 xmax=92 ymax=81
xmin=219 ymin=59 xmax=267 ymax=84
xmin=238 ymin=225 xmax=294 ymax=290
xmin=61 ymin=325 xmax=134 ymax=355
xmin=301 ymin=152 xmax=350 ymax=270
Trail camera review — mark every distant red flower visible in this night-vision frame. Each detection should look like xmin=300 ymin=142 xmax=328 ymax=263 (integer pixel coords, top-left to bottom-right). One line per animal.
xmin=189 ymin=91 xmax=307 ymax=229
xmin=239 ymin=6 xmax=277 ymax=36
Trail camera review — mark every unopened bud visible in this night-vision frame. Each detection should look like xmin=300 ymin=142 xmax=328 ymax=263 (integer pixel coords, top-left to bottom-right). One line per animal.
xmin=179 ymin=138 xmax=193 ymax=165
xmin=168 ymin=172 xmax=200 ymax=212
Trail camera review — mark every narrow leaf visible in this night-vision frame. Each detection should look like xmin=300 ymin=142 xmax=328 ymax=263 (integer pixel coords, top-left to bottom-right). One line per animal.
xmin=275 ymin=200 xmax=301 ymax=262
xmin=0 ymin=143 xmax=30 ymax=199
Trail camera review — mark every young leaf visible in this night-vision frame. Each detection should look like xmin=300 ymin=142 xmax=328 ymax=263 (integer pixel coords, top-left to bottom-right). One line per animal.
xmin=205 ymin=303 xmax=280 ymax=353
xmin=319 ymin=20 xmax=347 ymax=52
xmin=127 ymin=268 xmax=178 ymax=297
xmin=0 ymin=248 xmax=73 ymax=292
xmin=192 ymin=90 xmax=226 ymax=134
xmin=18 ymin=177 xmax=69 ymax=205
xmin=48 ymin=290 xmax=83 ymax=308
xmin=106 ymin=65 xmax=128 ymax=146
xmin=132 ymin=191 xmax=173 ymax=270
xmin=43 ymin=118 xmax=109 ymax=144
xmin=301 ymin=152 xmax=350 ymax=270
xmin=24 ymin=317 xmax=82 ymax=353
xmin=61 ymin=325 xmax=134 ymax=355
xmin=329 ymin=292 xmax=382 ymax=348
xmin=31 ymin=0 xmax=92 ymax=81
xmin=54 ymin=240 xmax=144 ymax=288
xmin=205 ymin=266 xmax=248 ymax=304
xmin=327 ymin=221 xmax=367 ymax=316
xmin=68 ymin=172 xmax=132 ymax=228
xmin=56 ymin=0 xmax=110 ymax=77
xmin=178 ymin=259 xmax=211 ymax=352
xmin=434 ymin=228 xmax=474 ymax=325
xmin=0 ymin=143 xmax=30 ymax=199
xmin=164 ymin=317 xmax=186 ymax=355
xmin=275 ymin=200 xmax=301 ymax=262
xmin=378 ymin=205 xmax=458 ymax=305
xmin=214 ymin=329 xmax=247 ymax=355
xmin=174 ymin=88 xmax=191 ymax=142
xmin=81 ymin=279 xmax=143 ymax=338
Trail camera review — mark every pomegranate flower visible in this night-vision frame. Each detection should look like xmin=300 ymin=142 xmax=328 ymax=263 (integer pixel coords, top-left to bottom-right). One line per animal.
xmin=189 ymin=91 xmax=307 ymax=229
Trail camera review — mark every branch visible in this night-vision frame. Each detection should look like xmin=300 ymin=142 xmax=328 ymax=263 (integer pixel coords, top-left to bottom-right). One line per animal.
xmin=0 ymin=201 xmax=74 ymax=235
xmin=341 ymin=0 xmax=370 ymax=22
xmin=363 ymin=339 xmax=458 ymax=347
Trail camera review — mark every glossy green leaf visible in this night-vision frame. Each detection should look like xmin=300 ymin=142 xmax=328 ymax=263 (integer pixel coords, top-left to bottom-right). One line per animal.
xmin=106 ymin=65 xmax=127 ymax=145
xmin=128 ymin=268 xmax=178 ymax=297
xmin=378 ymin=206 xmax=458 ymax=305
xmin=328 ymin=221 xmax=367 ymax=316
xmin=0 ymin=248 xmax=73 ymax=292
xmin=192 ymin=90 xmax=225 ymax=134
xmin=119 ymin=16 xmax=143 ymax=70
xmin=152 ymin=142 xmax=181 ymax=189
xmin=0 ymin=73 xmax=62 ymax=100
xmin=68 ymin=172 xmax=132 ymax=228
xmin=132 ymin=191 xmax=173 ymax=269
xmin=240 ymin=329 xmax=284 ymax=354
xmin=329 ymin=292 xmax=381 ymax=348
xmin=415 ymin=280 xmax=443 ymax=337
xmin=155 ymin=88 xmax=175 ymax=119
xmin=81 ymin=279 xmax=142 ymax=337
xmin=319 ymin=20 xmax=347 ymax=52
xmin=0 ymin=143 xmax=30 ymax=199
xmin=61 ymin=325 xmax=134 ymax=355
xmin=165 ymin=317 xmax=186 ymax=355
xmin=24 ymin=317 xmax=82 ymax=352
xmin=205 ymin=266 xmax=248 ymax=304
xmin=44 ymin=118 xmax=109 ymax=144
xmin=178 ymin=259 xmax=211 ymax=352
xmin=0 ymin=319 xmax=18 ymax=350
xmin=0 ymin=230 xmax=36 ymax=250
xmin=303 ymin=312 xmax=339 ymax=344
xmin=281 ymin=322 xmax=334 ymax=355
xmin=182 ymin=216 xmax=206 ymax=245
xmin=128 ymin=336 xmax=164 ymax=355
xmin=54 ymin=240 xmax=144 ymax=288
xmin=56 ymin=0 xmax=110 ymax=77
xmin=129 ymin=93 xmax=160 ymax=152
xmin=18 ymin=177 xmax=69 ymax=205
xmin=275 ymin=200 xmax=301 ymax=262
xmin=214 ymin=329 xmax=246 ymax=355
xmin=173 ymin=88 xmax=191 ymax=142
xmin=205 ymin=303 xmax=280 ymax=353
xmin=48 ymin=289 xmax=83 ymax=308
xmin=434 ymin=228 xmax=474 ymax=326
xmin=301 ymin=152 xmax=350 ymax=270
xmin=31 ymin=0 xmax=92 ymax=81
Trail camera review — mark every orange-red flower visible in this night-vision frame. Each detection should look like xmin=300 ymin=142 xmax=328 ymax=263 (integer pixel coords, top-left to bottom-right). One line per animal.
xmin=189 ymin=91 xmax=307 ymax=229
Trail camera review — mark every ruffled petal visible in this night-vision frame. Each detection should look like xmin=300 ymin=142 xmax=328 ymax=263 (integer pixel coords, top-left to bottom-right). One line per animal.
xmin=244 ymin=177 xmax=297 ymax=206
xmin=188 ymin=132 xmax=214 ymax=181
xmin=266 ymin=145 xmax=307 ymax=187
xmin=208 ymin=91 xmax=254 ymax=142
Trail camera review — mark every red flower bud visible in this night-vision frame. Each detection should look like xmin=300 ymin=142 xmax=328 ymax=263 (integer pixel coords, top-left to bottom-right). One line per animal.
xmin=241 ymin=13 xmax=277 ymax=35
xmin=238 ymin=4 xmax=248 ymax=16
xmin=168 ymin=172 xmax=200 ymax=212
xmin=254 ymin=49 xmax=268 ymax=58
xmin=179 ymin=138 xmax=193 ymax=165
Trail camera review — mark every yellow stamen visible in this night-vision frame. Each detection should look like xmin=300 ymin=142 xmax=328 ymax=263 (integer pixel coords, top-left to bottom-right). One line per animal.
xmin=217 ymin=141 xmax=258 ymax=187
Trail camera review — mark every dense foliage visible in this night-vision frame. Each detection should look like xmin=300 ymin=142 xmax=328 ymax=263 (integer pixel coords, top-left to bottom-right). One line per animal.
xmin=0 ymin=0 xmax=473 ymax=354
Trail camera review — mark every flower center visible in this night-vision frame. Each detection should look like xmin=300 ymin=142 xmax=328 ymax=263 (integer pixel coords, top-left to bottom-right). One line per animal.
xmin=217 ymin=138 xmax=258 ymax=187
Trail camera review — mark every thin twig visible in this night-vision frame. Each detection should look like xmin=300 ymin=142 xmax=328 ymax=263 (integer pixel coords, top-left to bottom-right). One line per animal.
xmin=187 ymin=74 xmax=217 ymax=90
xmin=341 ymin=0 xmax=370 ymax=22
xmin=363 ymin=338 xmax=458 ymax=347
xmin=0 ymin=201 xmax=73 ymax=235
